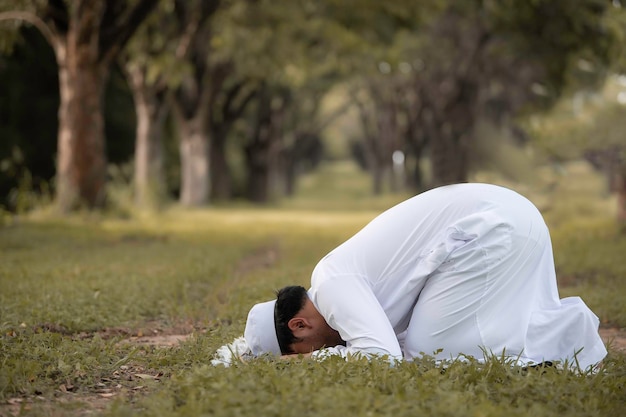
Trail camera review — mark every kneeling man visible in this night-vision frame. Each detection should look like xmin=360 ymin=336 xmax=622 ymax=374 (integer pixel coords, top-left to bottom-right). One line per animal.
xmin=244 ymin=183 xmax=607 ymax=370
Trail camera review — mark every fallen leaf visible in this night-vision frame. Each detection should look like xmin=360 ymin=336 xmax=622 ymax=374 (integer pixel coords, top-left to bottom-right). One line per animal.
xmin=59 ymin=383 xmax=76 ymax=392
xmin=99 ymin=393 xmax=115 ymax=398
xmin=134 ymin=373 xmax=155 ymax=380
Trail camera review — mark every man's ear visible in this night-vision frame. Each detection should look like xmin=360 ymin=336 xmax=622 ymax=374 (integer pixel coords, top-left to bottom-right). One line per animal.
xmin=288 ymin=317 xmax=310 ymax=336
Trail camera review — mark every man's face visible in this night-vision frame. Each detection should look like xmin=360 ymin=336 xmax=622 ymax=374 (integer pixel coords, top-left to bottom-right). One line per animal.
xmin=290 ymin=334 xmax=325 ymax=354
xmin=288 ymin=315 xmax=344 ymax=354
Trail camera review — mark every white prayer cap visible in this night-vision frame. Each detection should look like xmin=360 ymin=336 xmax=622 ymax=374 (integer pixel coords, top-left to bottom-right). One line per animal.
xmin=244 ymin=299 xmax=281 ymax=356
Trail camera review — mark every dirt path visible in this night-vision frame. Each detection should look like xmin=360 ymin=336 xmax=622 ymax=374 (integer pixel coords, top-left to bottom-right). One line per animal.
xmin=599 ymin=327 xmax=626 ymax=353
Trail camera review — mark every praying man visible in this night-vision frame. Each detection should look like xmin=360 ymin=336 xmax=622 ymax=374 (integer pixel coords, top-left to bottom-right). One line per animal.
xmin=243 ymin=183 xmax=607 ymax=370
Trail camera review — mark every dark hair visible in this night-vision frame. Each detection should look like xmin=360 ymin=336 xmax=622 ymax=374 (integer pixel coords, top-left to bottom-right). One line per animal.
xmin=274 ymin=285 xmax=308 ymax=354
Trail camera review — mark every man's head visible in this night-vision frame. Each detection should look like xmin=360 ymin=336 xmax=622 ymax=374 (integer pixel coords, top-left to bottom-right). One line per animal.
xmin=274 ymin=286 xmax=309 ymax=353
xmin=275 ymin=285 xmax=344 ymax=355
xmin=244 ymin=285 xmax=344 ymax=356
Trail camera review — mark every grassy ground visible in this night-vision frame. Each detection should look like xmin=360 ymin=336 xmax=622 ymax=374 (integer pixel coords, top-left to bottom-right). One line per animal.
xmin=1 ymin=161 xmax=625 ymax=416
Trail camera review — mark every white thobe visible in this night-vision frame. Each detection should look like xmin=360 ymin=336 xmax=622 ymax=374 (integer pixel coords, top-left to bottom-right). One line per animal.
xmin=307 ymin=183 xmax=607 ymax=370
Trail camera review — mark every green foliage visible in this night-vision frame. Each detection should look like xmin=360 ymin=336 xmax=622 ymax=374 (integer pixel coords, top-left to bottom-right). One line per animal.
xmin=104 ymin=353 xmax=624 ymax=417
xmin=0 ymin=24 xmax=58 ymax=212
xmin=527 ymin=75 xmax=626 ymax=163
xmin=3 ymin=0 xmax=625 ymax=209
xmin=0 ymin=0 xmax=46 ymax=53
xmin=0 ymin=146 xmax=53 ymax=214
xmin=0 ymin=332 xmax=133 ymax=398
xmin=484 ymin=0 xmax=613 ymax=92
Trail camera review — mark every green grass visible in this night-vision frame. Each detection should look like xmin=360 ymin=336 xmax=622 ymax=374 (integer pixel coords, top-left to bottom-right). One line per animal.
xmin=1 ymin=160 xmax=625 ymax=416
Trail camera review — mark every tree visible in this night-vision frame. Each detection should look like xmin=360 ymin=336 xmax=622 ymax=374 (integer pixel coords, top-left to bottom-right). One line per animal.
xmin=219 ymin=0 xmax=423 ymax=201
xmin=208 ymin=70 xmax=257 ymax=201
xmin=525 ymin=3 xmax=626 ymax=229
xmin=530 ymin=82 xmax=626 ymax=230
xmin=120 ymin=0 xmax=211 ymax=208
xmin=599 ymin=2 xmax=626 ymax=229
xmin=352 ymin=81 xmax=402 ymax=194
xmin=167 ymin=0 xmax=221 ymax=207
xmin=356 ymin=0 xmax=615 ymax=188
xmin=0 ymin=0 xmax=159 ymax=212
xmin=0 ymin=25 xmax=58 ymax=211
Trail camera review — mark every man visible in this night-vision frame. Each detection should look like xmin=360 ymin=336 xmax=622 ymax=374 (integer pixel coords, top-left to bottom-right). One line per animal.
xmin=244 ymin=183 xmax=607 ymax=370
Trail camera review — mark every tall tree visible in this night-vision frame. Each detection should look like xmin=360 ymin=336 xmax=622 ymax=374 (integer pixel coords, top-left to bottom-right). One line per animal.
xmin=356 ymin=0 xmax=615 ymax=188
xmin=120 ymin=0 xmax=203 ymax=208
xmin=220 ymin=0 xmax=412 ymax=201
xmin=421 ymin=0 xmax=613 ymax=186
xmin=167 ymin=0 xmax=220 ymax=207
xmin=208 ymin=70 xmax=258 ymax=201
xmin=0 ymin=0 xmax=159 ymax=212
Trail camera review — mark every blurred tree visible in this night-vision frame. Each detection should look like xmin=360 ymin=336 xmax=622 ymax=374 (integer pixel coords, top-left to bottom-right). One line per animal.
xmin=194 ymin=0 xmax=332 ymax=203
xmin=121 ymin=4 xmax=171 ymax=209
xmin=353 ymin=81 xmax=401 ymax=195
xmin=168 ymin=0 xmax=221 ymax=207
xmin=601 ymin=2 xmax=626 ymax=228
xmin=0 ymin=0 xmax=159 ymax=212
xmin=208 ymin=69 xmax=258 ymax=201
xmin=0 ymin=25 xmax=57 ymax=211
xmin=349 ymin=0 xmax=615 ymax=190
xmin=527 ymin=3 xmax=626 ymax=229
xmin=120 ymin=0 xmax=218 ymax=209
xmin=0 ymin=26 xmax=138 ymax=212
xmin=222 ymin=0 xmax=433 ymax=202
xmin=426 ymin=0 xmax=612 ymax=186
xmin=2 ymin=0 xmax=618 ymax=209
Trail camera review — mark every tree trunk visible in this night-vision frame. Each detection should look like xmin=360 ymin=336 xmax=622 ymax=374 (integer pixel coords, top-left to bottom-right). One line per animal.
xmin=178 ymin=117 xmax=210 ymax=206
xmin=282 ymin=149 xmax=297 ymax=197
xmin=616 ymin=168 xmax=626 ymax=232
xmin=210 ymin=129 xmax=232 ymax=201
xmin=410 ymin=159 xmax=424 ymax=191
xmin=244 ymin=88 xmax=282 ymax=203
xmin=427 ymin=78 xmax=476 ymax=187
xmin=56 ymin=46 xmax=109 ymax=211
xmin=377 ymin=101 xmax=398 ymax=193
xmin=354 ymin=89 xmax=393 ymax=196
xmin=1 ymin=1 xmax=159 ymax=212
xmin=245 ymin=134 xmax=273 ymax=203
xmin=429 ymin=128 xmax=469 ymax=186
xmin=372 ymin=164 xmax=385 ymax=195
xmin=127 ymin=67 xmax=168 ymax=208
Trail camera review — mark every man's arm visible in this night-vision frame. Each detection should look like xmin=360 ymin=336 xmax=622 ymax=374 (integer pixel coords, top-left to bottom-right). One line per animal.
xmin=310 ymin=275 xmax=402 ymax=360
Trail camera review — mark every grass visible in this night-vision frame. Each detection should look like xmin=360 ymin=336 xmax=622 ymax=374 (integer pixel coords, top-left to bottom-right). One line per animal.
xmin=1 ymin=160 xmax=625 ymax=416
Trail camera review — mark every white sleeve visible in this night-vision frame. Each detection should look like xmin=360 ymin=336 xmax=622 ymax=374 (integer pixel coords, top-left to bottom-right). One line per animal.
xmin=310 ymin=345 xmax=348 ymax=359
xmin=311 ymin=275 xmax=402 ymax=360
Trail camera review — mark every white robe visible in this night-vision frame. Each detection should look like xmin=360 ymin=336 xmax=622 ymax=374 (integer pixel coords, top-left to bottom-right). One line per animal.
xmin=307 ymin=183 xmax=607 ymax=370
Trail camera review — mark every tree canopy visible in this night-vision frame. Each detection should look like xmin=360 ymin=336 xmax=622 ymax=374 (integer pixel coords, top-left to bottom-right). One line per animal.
xmin=1 ymin=0 xmax=624 ymax=213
